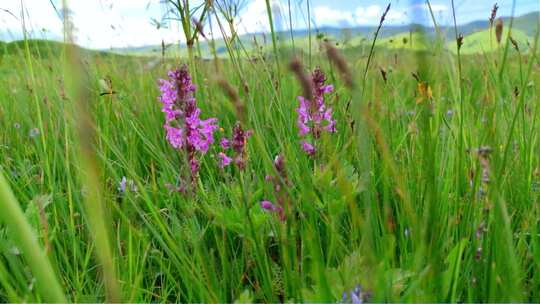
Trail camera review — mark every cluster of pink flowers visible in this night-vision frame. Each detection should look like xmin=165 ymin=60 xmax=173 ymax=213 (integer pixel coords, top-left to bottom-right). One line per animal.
xmin=158 ymin=66 xmax=338 ymax=216
xmin=159 ymin=66 xmax=218 ymax=181
xmin=296 ymin=67 xmax=336 ymax=156
xmin=218 ymin=122 xmax=253 ymax=170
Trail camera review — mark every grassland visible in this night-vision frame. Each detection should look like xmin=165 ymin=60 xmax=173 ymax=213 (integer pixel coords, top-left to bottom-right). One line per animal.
xmin=1 ymin=6 xmax=540 ymax=303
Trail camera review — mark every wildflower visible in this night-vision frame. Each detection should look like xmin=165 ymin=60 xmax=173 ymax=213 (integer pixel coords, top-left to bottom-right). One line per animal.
xmin=475 ymin=221 xmax=486 ymax=239
xmin=118 ymin=176 xmax=138 ymax=194
xmin=296 ymin=67 xmax=336 ymax=156
xmin=29 ymin=128 xmax=40 ymax=138
xmin=273 ymin=154 xmax=287 ymax=178
xmin=158 ymin=65 xmax=218 ymax=183
xmin=261 ymin=154 xmax=291 ymax=221
xmin=220 ymin=137 xmax=230 ymax=149
xmin=341 ymin=285 xmax=372 ymax=304
xmin=260 ymin=200 xmax=285 ymax=221
xmin=218 ymin=152 xmax=233 ymax=168
xmin=217 ymin=122 xmax=252 ymax=170
xmin=300 ymin=140 xmax=316 ymax=156
xmin=475 ymin=247 xmax=483 ymax=261
xmin=260 ymin=200 xmax=281 ymax=212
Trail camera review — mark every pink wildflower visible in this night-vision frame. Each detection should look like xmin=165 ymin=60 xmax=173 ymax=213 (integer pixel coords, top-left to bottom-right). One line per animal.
xmin=260 ymin=200 xmax=285 ymax=221
xmin=218 ymin=122 xmax=252 ymax=170
xmin=296 ymin=67 xmax=336 ymax=156
xmin=158 ymin=65 xmax=218 ymax=183
xmin=260 ymin=154 xmax=291 ymax=221
xmin=301 ymin=141 xmax=316 ymax=155
xmin=220 ymin=138 xmax=230 ymax=149
xmin=218 ymin=152 xmax=233 ymax=168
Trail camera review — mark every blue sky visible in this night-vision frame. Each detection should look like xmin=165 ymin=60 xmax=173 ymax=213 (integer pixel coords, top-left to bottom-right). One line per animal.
xmin=0 ymin=0 xmax=538 ymax=49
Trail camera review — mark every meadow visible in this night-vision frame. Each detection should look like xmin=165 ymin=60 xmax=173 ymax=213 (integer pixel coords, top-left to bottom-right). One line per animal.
xmin=1 ymin=2 xmax=540 ymax=302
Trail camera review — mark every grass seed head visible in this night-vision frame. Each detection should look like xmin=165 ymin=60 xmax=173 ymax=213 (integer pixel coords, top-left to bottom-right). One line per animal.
xmin=495 ymin=19 xmax=503 ymax=44
xmin=489 ymin=3 xmax=499 ymax=26
xmin=324 ymin=42 xmax=353 ymax=88
xmin=457 ymin=33 xmax=464 ymax=51
xmin=217 ymin=78 xmax=246 ymax=123
xmin=289 ymin=57 xmax=314 ymax=102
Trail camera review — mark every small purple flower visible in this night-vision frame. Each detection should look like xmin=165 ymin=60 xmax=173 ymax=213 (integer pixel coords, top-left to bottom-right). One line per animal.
xmin=218 ymin=152 xmax=233 ymax=168
xmin=118 ymin=176 xmax=138 ymax=194
xmin=220 ymin=137 xmax=230 ymax=149
xmin=301 ymin=141 xmax=316 ymax=155
xmin=341 ymin=285 xmax=371 ymax=304
xmin=260 ymin=200 xmax=278 ymax=211
xmin=118 ymin=177 xmax=128 ymax=193
xmin=260 ymin=200 xmax=284 ymax=220
xmin=218 ymin=122 xmax=252 ymax=170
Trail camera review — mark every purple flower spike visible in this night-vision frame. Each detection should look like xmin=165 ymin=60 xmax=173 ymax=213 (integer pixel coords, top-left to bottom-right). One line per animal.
xmin=158 ymin=65 xmax=218 ymax=183
xmin=295 ymin=67 xmax=336 ymax=156
xmin=218 ymin=122 xmax=252 ymax=170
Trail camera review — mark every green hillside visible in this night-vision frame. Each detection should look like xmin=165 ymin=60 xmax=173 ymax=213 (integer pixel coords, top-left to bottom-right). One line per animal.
xmin=377 ymin=32 xmax=439 ymax=50
xmin=1 ymin=39 xmax=130 ymax=60
xmin=3 ymin=39 xmax=71 ymax=58
xmin=449 ymin=28 xmax=531 ymax=54
xmin=511 ymin=11 xmax=539 ymax=36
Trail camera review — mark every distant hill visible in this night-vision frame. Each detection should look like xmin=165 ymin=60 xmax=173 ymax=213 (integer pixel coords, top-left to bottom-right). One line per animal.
xmin=107 ymin=11 xmax=537 ymax=57
xmin=2 ymin=11 xmax=538 ymax=58
xmin=0 ymin=41 xmax=5 ymax=60
xmin=452 ymin=28 xmax=531 ymax=54
xmin=510 ymin=11 xmax=539 ymax=36
xmin=3 ymin=39 xmax=67 ymax=57
xmin=0 ymin=39 xmax=119 ymax=60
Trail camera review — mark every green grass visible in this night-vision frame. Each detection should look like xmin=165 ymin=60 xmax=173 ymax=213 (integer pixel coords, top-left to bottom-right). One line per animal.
xmin=1 ymin=5 xmax=540 ymax=303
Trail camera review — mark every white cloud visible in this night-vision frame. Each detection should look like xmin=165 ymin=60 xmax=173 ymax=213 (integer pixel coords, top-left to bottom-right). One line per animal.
xmin=0 ymin=0 xmax=184 ymax=49
xmin=386 ymin=10 xmax=407 ymax=22
xmin=312 ymin=4 xmax=406 ymax=27
xmin=234 ymin=0 xmax=273 ymax=34
xmin=414 ymin=3 xmax=448 ymax=13
xmin=314 ymin=6 xmax=354 ymax=27
xmin=355 ymin=5 xmax=381 ymax=24
xmin=429 ymin=4 xmax=448 ymax=12
xmin=67 ymin=0 xmax=184 ymax=49
xmin=0 ymin=0 xmax=62 ymax=39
